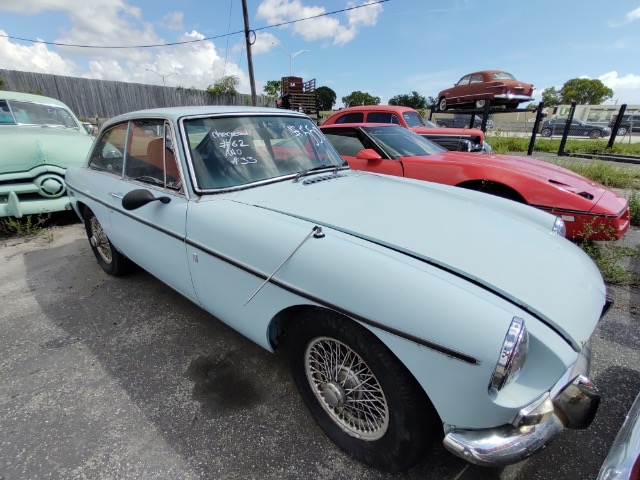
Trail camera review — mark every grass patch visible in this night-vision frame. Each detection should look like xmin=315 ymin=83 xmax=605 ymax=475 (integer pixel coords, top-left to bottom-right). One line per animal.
xmin=486 ymin=134 xmax=640 ymax=157
xmin=579 ymin=241 xmax=640 ymax=285
xmin=630 ymin=191 xmax=640 ymax=227
xmin=0 ymin=214 xmax=51 ymax=239
xmin=553 ymin=161 xmax=640 ymax=189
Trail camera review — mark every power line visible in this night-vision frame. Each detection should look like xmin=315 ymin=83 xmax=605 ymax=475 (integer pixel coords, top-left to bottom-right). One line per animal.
xmin=0 ymin=0 xmax=389 ymax=50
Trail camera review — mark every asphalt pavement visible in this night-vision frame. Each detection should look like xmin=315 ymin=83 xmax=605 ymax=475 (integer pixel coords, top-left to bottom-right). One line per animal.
xmin=0 ymin=221 xmax=639 ymax=480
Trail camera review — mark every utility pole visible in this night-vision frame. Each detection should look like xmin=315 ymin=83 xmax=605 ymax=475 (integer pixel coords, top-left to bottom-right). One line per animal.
xmin=242 ymin=0 xmax=257 ymax=106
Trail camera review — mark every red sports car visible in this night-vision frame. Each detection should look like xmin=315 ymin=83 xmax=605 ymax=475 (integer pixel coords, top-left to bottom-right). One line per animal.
xmin=320 ymin=123 xmax=629 ymax=241
xmin=323 ymin=105 xmax=490 ymax=153
xmin=437 ymin=70 xmax=534 ymax=111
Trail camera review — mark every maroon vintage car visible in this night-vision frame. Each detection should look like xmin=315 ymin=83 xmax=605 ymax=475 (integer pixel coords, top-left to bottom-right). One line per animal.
xmin=437 ymin=70 xmax=534 ymax=111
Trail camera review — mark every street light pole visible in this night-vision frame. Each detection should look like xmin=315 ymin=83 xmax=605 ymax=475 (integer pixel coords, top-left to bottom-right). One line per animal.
xmin=272 ymin=42 xmax=309 ymax=76
xmin=145 ymin=68 xmax=177 ymax=87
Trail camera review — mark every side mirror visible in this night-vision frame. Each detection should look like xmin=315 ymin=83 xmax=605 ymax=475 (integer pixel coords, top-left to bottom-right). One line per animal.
xmin=122 ymin=189 xmax=171 ymax=210
xmin=355 ymin=149 xmax=383 ymax=161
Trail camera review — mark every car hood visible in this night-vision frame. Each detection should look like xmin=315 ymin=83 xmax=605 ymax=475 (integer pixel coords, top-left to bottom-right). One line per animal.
xmin=434 ymin=152 xmax=608 ymax=208
xmin=226 ymin=170 xmax=605 ymax=349
xmin=0 ymin=125 xmax=94 ymax=174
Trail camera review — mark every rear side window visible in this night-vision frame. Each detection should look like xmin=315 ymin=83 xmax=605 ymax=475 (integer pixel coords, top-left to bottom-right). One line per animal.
xmin=335 ymin=113 xmax=364 ymax=124
xmin=367 ymin=112 xmax=401 ymax=124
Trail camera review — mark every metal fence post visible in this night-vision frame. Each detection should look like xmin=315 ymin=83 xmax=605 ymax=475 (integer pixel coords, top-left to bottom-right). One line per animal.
xmin=607 ymin=104 xmax=627 ymax=149
xmin=558 ymin=101 xmax=577 ymax=157
xmin=527 ymin=101 xmax=545 ymax=156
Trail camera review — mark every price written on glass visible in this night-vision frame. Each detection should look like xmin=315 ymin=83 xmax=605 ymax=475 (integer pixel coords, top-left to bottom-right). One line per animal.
xmin=210 ymin=130 xmax=258 ymax=165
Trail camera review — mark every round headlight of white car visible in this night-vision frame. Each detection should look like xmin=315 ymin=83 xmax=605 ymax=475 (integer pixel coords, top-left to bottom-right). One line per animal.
xmin=552 ymin=216 xmax=566 ymax=237
xmin=489 ymin=317 xmax=529 ymax=393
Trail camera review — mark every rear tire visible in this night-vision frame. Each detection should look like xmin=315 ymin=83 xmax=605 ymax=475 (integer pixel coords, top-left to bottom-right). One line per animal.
xmin=617 ymin=127 xmax=628 ymax=136
xmin=540 ymin=127 xmax=552 ymax=137
xmin=286 ymin=311 xmax=438 ymax=471
xmin=83 ymin=208 xmax=129 ymax=276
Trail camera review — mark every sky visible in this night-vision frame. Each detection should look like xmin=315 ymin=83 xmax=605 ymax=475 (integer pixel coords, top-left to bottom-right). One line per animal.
xmin=1 ymin=0 xmax=640 ymax=108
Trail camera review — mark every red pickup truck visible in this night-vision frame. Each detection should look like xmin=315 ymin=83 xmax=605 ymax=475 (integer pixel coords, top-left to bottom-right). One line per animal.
xmin=322 ymin=105 xmax=491 ymax=153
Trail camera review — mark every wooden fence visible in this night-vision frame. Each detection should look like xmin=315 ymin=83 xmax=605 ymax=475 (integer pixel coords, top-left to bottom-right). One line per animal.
xmin=0 ymin=69 xmax=270 ymax=120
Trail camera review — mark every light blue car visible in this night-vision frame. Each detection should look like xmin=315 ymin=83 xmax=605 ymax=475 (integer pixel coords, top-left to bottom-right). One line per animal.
xmin=66 ymin=106 xmax=609 ymax=472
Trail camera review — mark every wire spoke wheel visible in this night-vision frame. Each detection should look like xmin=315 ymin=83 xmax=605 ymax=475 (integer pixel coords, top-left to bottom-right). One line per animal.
xmin=89 ymin=215 xmax=112 ymax=264
xmin=304 ymin=336 xmax=389 ymax=440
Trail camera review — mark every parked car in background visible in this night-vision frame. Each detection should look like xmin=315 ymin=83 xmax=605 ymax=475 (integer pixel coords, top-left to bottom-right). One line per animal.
xmin=540 ymin=118 xmax=612 ymax=139
xmin=434 ymin=113 xmax=494 ymax=130
xmin=0 ymin=91 xmax=94 ymax=218
xmin=322 ymin=105 xmax=491 ymax=153
xmin=320 ymin=123 xmax=630 ymax=241
xmin=608 ymin=114 xmax=640 ymax=136
xmin=437 ymin=70 xmax=534 ymax=111
xmin=67 ymin=106 xmax=609 ymax=472
xmin=597 ymin=392 xmax=640 ymax=480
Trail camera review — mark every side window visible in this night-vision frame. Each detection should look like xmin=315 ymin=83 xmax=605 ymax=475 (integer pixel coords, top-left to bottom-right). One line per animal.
xmin=323 ymin=131 xmax=367 ymax=157
xmin=88 ymin=123 xmax=128 ymax=174
xmin=457 ymin=76 xmax=471 ymax=86
xmin=124 ymin=120 xmax=182 ymax=191
xmin=470 ymin=74 xmax=483 ymax=84
xmin=367 ymin=112 xmax=395 ymax=124
xmin=0 ymin=100 xmax=15 ymax=124
xmin=335 ymin=112 xmax=364 ymax=124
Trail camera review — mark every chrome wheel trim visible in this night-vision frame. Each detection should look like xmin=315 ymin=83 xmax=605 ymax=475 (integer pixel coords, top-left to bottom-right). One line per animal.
xmin=439 ymin=98 xmax=447 ymax=111
xmin=304 ymin=336 xmax=389 ymax=441
xmin=90 ymin=216 xmax=112 ymax=264
xmin=476 ymin=99 xmax=486 ymax=108
xmin=618 ymin=127 xmax=627 ymax=136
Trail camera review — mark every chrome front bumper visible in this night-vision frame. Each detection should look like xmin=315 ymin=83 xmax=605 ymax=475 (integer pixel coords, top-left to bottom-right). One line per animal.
xmin=443 ymin=341 xmax=600 ymax=467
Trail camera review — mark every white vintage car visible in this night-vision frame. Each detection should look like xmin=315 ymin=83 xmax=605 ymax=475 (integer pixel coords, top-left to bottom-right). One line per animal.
xmin=65 ymin=106 xmax=608 ymax=472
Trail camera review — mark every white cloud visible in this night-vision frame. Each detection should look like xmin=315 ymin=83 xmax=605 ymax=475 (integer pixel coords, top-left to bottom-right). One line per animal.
xmin=599 ymin=71 xmax=640 ymax=104
xmin=0 ymin=29 xmax=77 ymax=75
xmin=256 ymin=0 xmax=382 ymax=45
xmin=624 ymin=6 xmax=640 ymax=23
xmin=163 ymin=11 xmax=184 ymax=31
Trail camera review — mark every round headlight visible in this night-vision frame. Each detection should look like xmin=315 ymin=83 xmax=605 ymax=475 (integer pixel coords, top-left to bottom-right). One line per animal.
xmin=489 ymin=317 xmax=529 ymax=393
xmin=552 ymin=216 xmax=566 ymax=237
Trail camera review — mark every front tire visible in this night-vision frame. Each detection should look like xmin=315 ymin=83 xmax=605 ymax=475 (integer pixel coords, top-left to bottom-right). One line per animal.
xmin=438 ymin=97 xmax=447 ymax=111
xmin=286 ymin=311 xmax=438 ymax=471
xmin=83 ymin=208 xmax=129 ymax=276
xmin=589 ymin=130 xmax=602 ymax=139
xmin=475 ymin=99 xmax=486 ymax=109
xmin=540 ymin=127 xmax=552 ymax=137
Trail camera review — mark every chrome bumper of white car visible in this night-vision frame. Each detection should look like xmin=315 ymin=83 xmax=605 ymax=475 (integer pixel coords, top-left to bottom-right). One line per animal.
xmin=443 ymin=340 xmax=600 ymax=467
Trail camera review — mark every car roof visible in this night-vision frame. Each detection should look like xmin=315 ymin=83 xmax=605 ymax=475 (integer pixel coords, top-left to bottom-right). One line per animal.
xmin=463 ymin=70 xmax=511 ymax=76
xmin=320 ymin=123 xmax=400 ymax=129
xmin=0 ymin=90 xmax=71 ymax=109
xmin=102 ymin=105 xmax=308 ymax=125
xmin=328 ymin=105 xmax=418 ymax=114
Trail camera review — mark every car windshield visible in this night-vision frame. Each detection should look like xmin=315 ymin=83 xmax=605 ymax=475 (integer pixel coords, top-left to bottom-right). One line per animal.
xmin=401 ymin=112 xmax=426 ymax=127
xmin=183 ymin=115 xmax=345 ymax=190
xmin=1 ymin=100 xmax=79 ymax=128
xmin=362 ymin=126 xmax=445 ymax=158
xmin=491 ymin=72 xmax=516 ymax=81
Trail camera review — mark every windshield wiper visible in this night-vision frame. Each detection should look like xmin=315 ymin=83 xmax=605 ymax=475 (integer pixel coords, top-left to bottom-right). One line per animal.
xmin=293 ymin=164 xmax=334 ymax=183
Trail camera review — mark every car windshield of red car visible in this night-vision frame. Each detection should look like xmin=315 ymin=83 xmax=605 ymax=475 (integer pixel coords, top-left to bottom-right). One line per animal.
xmin=491 ymin=72 xmax=516 ymax=81
xmin=362 ymin=126 xmax=445 ymax=159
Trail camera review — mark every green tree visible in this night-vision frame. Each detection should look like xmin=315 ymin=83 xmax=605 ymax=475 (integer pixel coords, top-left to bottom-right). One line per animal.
xmin=559 ymin=78 xmax=613 ymax=105
xmin=342 ymin=91 xmax=380 ymax=107
xmin=426 ymin=96 xmax=437 ymax=108
xmin=541 ymin=87 xmax=561 ymax=107
xmin=207 ymin=75 xmax=239 ymax=96
xmin=0 ymin=77 xmax=5 ymax=90
xmin=263 ymin=80 xmax=281 ymax=97
xmin=388 ymin=91 xmax=427 ymax=109
xmin=316 ymin=86 xmax=337 ymax=111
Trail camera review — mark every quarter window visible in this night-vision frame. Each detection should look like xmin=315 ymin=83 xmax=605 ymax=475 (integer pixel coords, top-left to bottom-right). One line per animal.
xmin=335 ymin=112 xmax=364 ymax=124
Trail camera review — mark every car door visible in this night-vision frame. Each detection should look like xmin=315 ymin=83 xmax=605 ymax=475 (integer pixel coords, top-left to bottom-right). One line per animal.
xmin=466 ymin=74 xmax=485 ymax=102
xmin=451 ymin=75 xmax=472 ymax=105
xmin=322 ymin=128 xmax=404 ymax=177
xmin=107 ymin=119 xmax=198 ymax=302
